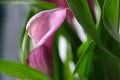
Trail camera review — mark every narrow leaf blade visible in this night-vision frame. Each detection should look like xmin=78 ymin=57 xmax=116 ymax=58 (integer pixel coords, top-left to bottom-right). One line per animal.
xmin=74 ymin=41 xmax=95 ymax=79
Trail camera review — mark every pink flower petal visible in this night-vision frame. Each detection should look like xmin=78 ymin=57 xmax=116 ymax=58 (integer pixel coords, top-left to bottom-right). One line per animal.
xmin=66 ymin=9 xmax=74 ymax=26
xmin=26 ymin=8 xmax=67 ymax=77
xmin=27 ymin=44 xmax=53 ymax=77
xmin=42 ymin=0 xmax=74 ymax=29
xmin=27 ymin=8 xmax=67 ymax=47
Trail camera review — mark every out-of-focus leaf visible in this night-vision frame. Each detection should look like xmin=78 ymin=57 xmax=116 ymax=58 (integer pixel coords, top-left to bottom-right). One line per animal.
xmin=97 ymin=0 xmax=105 ymax=9
xmin=53 ymin=31 xmax=63 ymax=80
xmin=94 ymin=46 xmax=120 ymax=80
xmin=21 ymin=31 xmax=30 ymax=64
xmin=31 ymin=2 xmax=57 ymax=10
xmin=95 ymin=17 xmax=120 ymax=79
xmin=0 ymin=0 xmax=35 ymax=4
xmin=106 ymin=37 xmax=120 ymax=58
xmin=94 ymin=0 xmax=101 ymax=25
xmin=77 ymin=41 xmax=89 ymax=58
xmin=53 ymin=20 xmax=80 ymax=79
xmin=0 ymin=60 xmax=50 ymax=80
xmin=67 ymin=0 xmax=103 ymax=48
xmin=19 ymin=9 xmax=35 ymax=64
xmin=0 ymin=1 xmax=57 ymax=10
xmin=74 ymin=41 xmax=95 ymax=79
xmin=103 ymin=0 xmax=120 ymax=43
xmin=59 ymin=20 xmax=81 ymax=63
xmin=98 ymin=12 xmax=120 ymax=58
xmin=77 ymin=36 xmax=92 ymax=58
xmin=62 ymin=42 xmax=73 ymax=80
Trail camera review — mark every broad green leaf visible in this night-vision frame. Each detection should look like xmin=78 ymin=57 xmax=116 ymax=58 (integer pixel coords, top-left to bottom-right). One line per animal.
xmin=106 ymin=37 xmax=120 ymax=58
xmin=74 ymin=41 xmax=95 ymax=79
xmin=98 ymin=14 xmax=120 ymax=58
xmin=102 ymin=50 xmax=120 ymax=80
xmin=0 ymin=60 xmax=50 ymax=80
xmin=67 ymin=0 xmax=103 ymax=48
xmin=96 ymin=19 xmax=120 ymax=79
xmin=94 ymin=46 xmax=120 ymax=80
xmin=103 ymin=0 xmax=120 ymax=43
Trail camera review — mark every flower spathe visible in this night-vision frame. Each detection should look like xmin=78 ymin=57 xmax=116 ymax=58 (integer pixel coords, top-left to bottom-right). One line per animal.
xmin=43 ymin=0 xmax=73 ymax=25
xmin=26 ymin=0 xmax=95 ymax=78
xmin=27 ymin=8 xmax=67 ymax=77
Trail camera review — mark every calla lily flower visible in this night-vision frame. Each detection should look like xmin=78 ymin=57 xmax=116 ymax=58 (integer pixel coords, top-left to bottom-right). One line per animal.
xmin=43 ymin=0 xmax=73 ymax=25
xmin=26 ymin=0 xmax=95 ymax=78
xmin=27 ymin=8 xmax=67 ymax=77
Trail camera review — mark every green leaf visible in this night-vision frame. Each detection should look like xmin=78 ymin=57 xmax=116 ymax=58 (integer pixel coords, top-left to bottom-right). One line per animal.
xmin=97 ymin=0 xmax=105 ymax=9
xmin=19 ymin=9 xmax=35 ymax=64
xmin=74 ymin=41 xmax=95 ymax=79
xmin=0 ymin=60 xmax=50 ymax=80
xmin=53 ymin=32 xmax=63 ymax=80
xmin=93 ymin=18 xmax=120 ymax=80
xmin=98 ymin=11 xmax=120 ymax=58
xmin=0 ymin=1 xmax=57 ymax=10
xmin=106 ymin=37 xmax=120 ymax=58
xmin=21 ymin=31 xmax=30 ymax=64
xmin=94 ymin=46 xmax=120 ymax=80
xmin=77 ymin=36 xmax=92 ymax=58
xmin=31 ymin=2 xmax=57 ymax=10
xmin=103 ymin=0 xmax=120 ymax=43
xmin=0 ymin=0 xmax=35 ymax=4
xmin=67 ymin=0 xmax=103 ymax=48
xmin=59 ymin=20 xmax=82 ymax=63
xmin=94 ymin=0 xmax=101 ymax=25
xmin=63 ymin=42 xmax=73 ymax=80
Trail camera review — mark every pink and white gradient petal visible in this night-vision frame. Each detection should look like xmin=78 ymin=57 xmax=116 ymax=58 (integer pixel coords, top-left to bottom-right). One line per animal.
xmin=26 ymin=8 xmax=67 ymax=77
